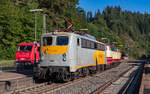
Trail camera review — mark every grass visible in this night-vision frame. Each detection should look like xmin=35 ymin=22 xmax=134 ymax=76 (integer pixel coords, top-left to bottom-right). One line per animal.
xmin=0 ymin=60 xmax=15 ymax=67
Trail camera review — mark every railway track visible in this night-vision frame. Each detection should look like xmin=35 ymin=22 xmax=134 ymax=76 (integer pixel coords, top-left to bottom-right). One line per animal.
xmin=97 ymin=61 xmax=144 ymax=94
xmin=93 ymin=66 xmax=132 ymax=94
xmin=6 ymin=62 xmax=137 ymax=94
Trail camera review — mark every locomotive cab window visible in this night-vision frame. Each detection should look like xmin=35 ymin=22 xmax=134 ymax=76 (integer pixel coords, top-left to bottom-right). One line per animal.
xmin=43 ymin=37 xmax=53 ymax=46
xmin=18 ymin=45 xmax=33 ymax=51
xmin=56 ymin=36 xmax=69 ymax=45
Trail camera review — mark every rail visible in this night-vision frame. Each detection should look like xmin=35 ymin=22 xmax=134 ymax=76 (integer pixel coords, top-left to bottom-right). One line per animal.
xmin=93 ymin=66 xmax=133 ymax=94
xmin=118 ymin=65 xmax=143 ymax=94
xmin=93 ymin=62 xmax=144 ymax=94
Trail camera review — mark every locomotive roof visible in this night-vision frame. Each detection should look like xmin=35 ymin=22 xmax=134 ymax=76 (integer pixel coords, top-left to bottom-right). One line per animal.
xmin=41 ymin=32 xmax=72 ymax=36
xmin=19 ymin=43 xmax=40 ymax=46
xmin=105 ymin=43 xmax=119 ymax=49
xmin=96 ymin=41 xmax=105 ymax=45
xmin=41 ymin=31 xmax=96 ymax=41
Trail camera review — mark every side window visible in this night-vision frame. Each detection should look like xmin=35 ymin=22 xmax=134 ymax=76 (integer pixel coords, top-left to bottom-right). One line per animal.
xmin=110 ymin=47 xmax=113 ymax=51
xmin=81 ymin=38 xmax=97 ymax=49
xmin=97 ymin=44 xmax=100 ymax=50
xmin=87 ymin=40 xmax=90 ymax=48
xmin=102 ymin=45 xmax=105 ymax=51
xmin=104 ymin=46 xmax=107 ymax=51
xmin=94 ymin=43 xmax=97 ymax=49
xmin=97 ymin=44 xmax=105 ymax=51
xmin=77 ymin=38 xmax=80 ymax=46
xmin=81 ymin=39 xmax=86 ymax=48
xmin=91 ymin=41 xmax=95 ymax=49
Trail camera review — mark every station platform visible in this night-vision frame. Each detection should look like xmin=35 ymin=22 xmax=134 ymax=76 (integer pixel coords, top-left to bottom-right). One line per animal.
xmin=140 ymin=64 xmax=150 ymax=94
xmin=0 ymin=71 xmax=33 ymax=82
xmin=0 ymin=72 xmax=29 ymax=81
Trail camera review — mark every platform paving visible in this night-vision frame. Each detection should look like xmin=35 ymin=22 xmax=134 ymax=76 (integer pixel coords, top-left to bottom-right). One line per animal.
xmin=101 ymin=65 xmax=140 ymax=94
xmin=0 ymin=72 xmax=26 ymax=81
xmin=140 ymin=64 xmax=150 ymax=94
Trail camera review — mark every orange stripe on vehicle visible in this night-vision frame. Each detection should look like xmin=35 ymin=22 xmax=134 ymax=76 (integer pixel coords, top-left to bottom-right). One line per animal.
xmin=93 ymin=50 xmax=105 ymax=64
xmin=41 ymin=46 xmax=68 ymax=55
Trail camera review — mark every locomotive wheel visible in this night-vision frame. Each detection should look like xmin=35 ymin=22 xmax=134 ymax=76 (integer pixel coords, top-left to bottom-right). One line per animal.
xmin=106 ymin=64 xmax=110 ymax=69
xmin=62 ymin=73 xmax=71 ymax=82
xmin=5 ymin=81 xmax=11 ymax=91
xmin=89 ymin=69 xmax=96 ymax=74
xmin=56 ymin=72 xmax=71 ymax=82
xmin=82 ymin=68 xmax=89 ymax=77
xmin=74 ymin=71 xmax=80 ymax=79
xmin=70 ymin=73 xmax=75 ymax=81
xmin=101 ymin=65 xmax=104 ymax=71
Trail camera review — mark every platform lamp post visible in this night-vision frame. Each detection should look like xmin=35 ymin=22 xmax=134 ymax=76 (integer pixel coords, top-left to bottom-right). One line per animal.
xmin=43 ymin=14 xmax=46 ymax=34
xmin=118 ymin=45 xmax=123 ymax=47
xmin=101 ymin=38 xmax=110 ymax=44
xmin=112 ymin=42 xmax=117 ymax=46
xmin=30 ymin=9 xmax=43 ymax=67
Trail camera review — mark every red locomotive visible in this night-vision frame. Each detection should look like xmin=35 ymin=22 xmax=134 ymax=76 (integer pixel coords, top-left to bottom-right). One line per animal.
xmin=15 ymin=43 xmax=40 ymax=66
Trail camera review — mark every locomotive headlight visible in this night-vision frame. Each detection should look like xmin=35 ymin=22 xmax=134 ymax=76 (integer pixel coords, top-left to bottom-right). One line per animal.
xmin=62 ymin=53 xmax=66 ymax=57
xmin=62 ymin=53 xmax=67 ymax=61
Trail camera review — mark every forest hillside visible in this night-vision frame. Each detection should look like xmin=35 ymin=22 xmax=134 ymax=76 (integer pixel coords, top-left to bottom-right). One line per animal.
xmin=0 ymin=0 xmax=150 ymax=59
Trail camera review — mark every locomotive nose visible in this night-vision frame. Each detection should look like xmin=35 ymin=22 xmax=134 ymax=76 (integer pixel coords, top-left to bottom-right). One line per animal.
xmin=42 ymin=46 xmax=68 ymax=55
xmin=41 ymin=46 xmax=69 ymax=66
xmin=40 ymin=53 xmax=69 ymax=67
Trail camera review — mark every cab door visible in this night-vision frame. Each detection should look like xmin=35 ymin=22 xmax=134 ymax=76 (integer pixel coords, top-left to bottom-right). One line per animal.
xmin=36 ymin=47 xmax=40 ymax=61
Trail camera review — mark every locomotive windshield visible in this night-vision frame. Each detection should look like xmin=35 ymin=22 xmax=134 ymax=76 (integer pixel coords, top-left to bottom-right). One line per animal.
xmin=18 ymin=45 xmax=33 ymax=51
xmin=43 ymin=37 xmax=53 ymax=46
xmin=56 ymin=36 xmax=69 ymax=45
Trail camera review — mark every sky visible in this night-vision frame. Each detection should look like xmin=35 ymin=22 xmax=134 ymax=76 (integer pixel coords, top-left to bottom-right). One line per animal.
xmin=79 ymin=0 xmax=150 ymax=14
